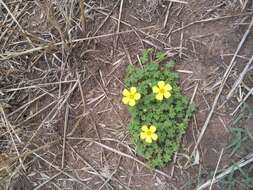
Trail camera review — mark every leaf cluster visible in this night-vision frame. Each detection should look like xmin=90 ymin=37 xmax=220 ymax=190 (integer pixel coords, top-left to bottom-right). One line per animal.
xmin=124 ymin=49 xmax=195 ymax=168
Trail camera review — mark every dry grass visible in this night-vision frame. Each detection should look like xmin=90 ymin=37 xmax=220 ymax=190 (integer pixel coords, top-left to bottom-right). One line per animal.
xmin=0 ymin=0 xmax=253 ymax=189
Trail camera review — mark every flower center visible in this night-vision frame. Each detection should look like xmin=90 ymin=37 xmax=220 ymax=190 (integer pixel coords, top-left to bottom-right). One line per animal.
xmin=159 ymin=88 xmax=165 ymax=94
xmin=129 ymin=94 xmax=135 ymax=99
xmin=146 ymin=130 xmax=152 ymax=136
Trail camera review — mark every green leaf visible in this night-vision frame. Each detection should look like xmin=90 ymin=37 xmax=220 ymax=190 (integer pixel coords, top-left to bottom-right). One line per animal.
xmin=124 ymin=50 xmax=195 ymax=168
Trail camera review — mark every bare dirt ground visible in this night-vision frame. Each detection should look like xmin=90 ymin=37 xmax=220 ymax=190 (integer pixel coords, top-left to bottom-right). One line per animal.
xmin=0 ymin=0 xmax=253 ymax=190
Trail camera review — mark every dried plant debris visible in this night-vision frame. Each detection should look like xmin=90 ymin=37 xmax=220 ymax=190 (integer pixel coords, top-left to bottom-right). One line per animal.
xmin=0 ymin=0 xmax=253 ymax=189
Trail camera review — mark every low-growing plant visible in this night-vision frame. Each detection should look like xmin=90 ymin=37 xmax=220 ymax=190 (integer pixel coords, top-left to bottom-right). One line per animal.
xmin=221 ymin=164 xmax=253 ymax=190
xmin=227 ymin=103 xmax=253 ymax=156
xmin=122 ymin=49 xmax=195 ymax=168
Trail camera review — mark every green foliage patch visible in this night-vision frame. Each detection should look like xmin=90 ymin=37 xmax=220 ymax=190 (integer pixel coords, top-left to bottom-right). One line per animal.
xmin=123 ymin=49 xmax=195 ymax=168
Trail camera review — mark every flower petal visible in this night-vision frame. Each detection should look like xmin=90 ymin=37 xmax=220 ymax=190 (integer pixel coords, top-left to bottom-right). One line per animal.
xmin=134 ymin=93 xmax=141 ymax=100
xmin=129 ymin=99 xmax=136 ymax=106
xmin=130 ymin=87 xmax=137 ymax=93
xmin=152 ymin=86 xmax=159 ymax=93
xmin=140 ymin=132 xmax=146 ymax=140
xmin=165 ymin=84 xmax=172 ymax=91
xmin=151 ymin=133 xmax=158 ymax=141
xmin=150 ymin=125 xmax=156 ymax=132
xmin=156 ymin=93 xmax=163 ymax=101
xmin=141 ymin=125 xmax=148 ymax=132
xmin=122 ymin=89 xmax=130 ymax=96
xmin=164 ymin=91 xmax=171 ymax=98
xmin=158 ymin=81 xmax=165 ymax=88
xmin=145 ymin=137 xmax=152 ymax=144
xmin=122 ymin=97 xmax=129 ymax=104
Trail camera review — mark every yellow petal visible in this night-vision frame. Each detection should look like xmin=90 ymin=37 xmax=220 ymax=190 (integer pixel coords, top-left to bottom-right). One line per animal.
xmin=151 ymin=133 xmax=158 ymax=141
xmin=134 ymin=93 xmax=141 ymax=100
xmin=142 ymin=125 xmax=148 ymax=132
xmin=122 ymin=97 xmax=129 ymax=104
xmin=158 ymin=81 xmax=165 ymax=88
xmin=140 ymin=132 xmax=146 ymax=139
xmin=129 ymin=99 xmax=136 ymax=106
xmin=156 ymin=93 xmax=163 ymax=101
xmin=150 ymin=125 xmax=156 ymax=132
xmin=130 ymin=87 xmax=137 ymax=93
xmin=145 ymin=137 xmax=152 ymax=143
xmin=152 ymin=86 xmax=159 ymax=93
xmin=164 ymin=92 xmax=171 ymax=98
xmin=122 ymin=89 xmax=130 ymax=96
xmin=165 ymin=84 xmax=172 ymax=91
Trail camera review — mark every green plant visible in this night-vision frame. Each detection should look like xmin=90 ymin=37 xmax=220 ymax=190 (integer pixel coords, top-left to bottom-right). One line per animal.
xmin=220 ymin=103 xmax=253 ymax=190
xmin=232 ymin=103 xmax=253 ymax=126
xmin=221 ymin=164 xmax=253 ymax=190
xmin=227 ymin=103 xmax=253 ymax=156
xmin=227 ymin=127 xmax=253 ymax=156
xmin=122 ymin=49 xmax=195 ymax=168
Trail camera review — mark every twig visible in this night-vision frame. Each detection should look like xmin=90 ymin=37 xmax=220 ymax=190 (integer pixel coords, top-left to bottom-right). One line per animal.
xmin=79 ymin=0 xmax=86 ymax=31
xmin=67 ymin=142 xmax=113 ymax=190
xmin=231 ymin=87 xmax=253 ymax=116
xmin=165 ymin=0 xmax=188 ymax=4
xmin=209 ymin=148 xmax=224 ymax=190
xmin=0 ymin=106 xmax=25 ymax=170
xmin=200 ymin=3 xmax=225 ymax=19
xmin=115 ymin=0 xmax=124 ymax=46
xmin=0 ymin=27 xmax=153 ymax=60
xmin=2 ymin=80 xmax=77 ymax=92
xmin=0 ymin=0 xmax=33 ymax=45
xmin=226 ymin=54 xmax=253 ymax=99
xmin=34 ymin=172 xmax=62 ymax=190
xmin=179 ymin=22 xmax=184 ymax=58
xmin=89 ymin=71 xmax=124 ymax=125
xmin=97 ymin=157 xmax=122 ymax=190
xmin=242 ymin=0 xmax=249 ymax=11
xmin=120 ymin=37 xmax=133 ymax=65
xmin=90 ymin=0 xmax=120 ymax=40
xmin=89 ymin=113 xmax=108 ymax=165
xmin=163 ymin=2 xmax=173 ymax=28
xmin=14 ymin=100 xmax=56 ymax=127
xmin=91 ymin=140 xmax=171 ymax=179
xmin=82 ymin=2 xmax=173 ymax=48
xmin=172 ymin=12 xmax=253 ymax=34
xmin=176 ymin=69 xmax=193 ymax=74
xmin=127 ymin=162 xmax=135 ymax=188
xmin=7 ymin=93 xmax=47 ymax=117
xmin=170 ymin=151 xmax=177 ymax=177
xmin=0 ymin=3 xmax=27 ymax=41
xmin=77 ymin=74 xmax=86 ymax=114
xmin=22 ymin=81 xmax=78 ymax=151
xmin=13 ymin=140 xmax=59 ymax=161
xmin=33 ymin=152 xmax=93 ymax=190
xmin=189 ymin=83 xmax=199 ymax=108
xmin=197 ymin=152 xmax=253 ymax=190
xmin=61 ymin=105 xmax=69 ymax=169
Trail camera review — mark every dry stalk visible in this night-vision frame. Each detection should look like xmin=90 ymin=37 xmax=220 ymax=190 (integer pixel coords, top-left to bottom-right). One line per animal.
xmin=0 ymin=106 xmax=24 ymax=170
xmin=33 ymin=152 xmax=93 ymax=190
xmin=0 ymin=0 xmax=33 ymax=45
xmin=0 ymin=27 xmax=153 ymax=60
xmin=115 ymin=0 xmax=124 ymax=46
xmin=226 ymin=54 xmax=253 ymax=99
xmin=61 ymin=105 xmax=69 ymax=169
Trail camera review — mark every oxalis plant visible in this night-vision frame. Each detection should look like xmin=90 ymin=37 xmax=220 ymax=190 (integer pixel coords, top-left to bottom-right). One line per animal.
xmin=122 ymin=49 xmax=195 ymax=168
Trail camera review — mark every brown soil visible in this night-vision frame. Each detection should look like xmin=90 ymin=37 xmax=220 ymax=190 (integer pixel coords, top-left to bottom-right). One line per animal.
xmin=1 ymin=0 xmax=253 ymax=190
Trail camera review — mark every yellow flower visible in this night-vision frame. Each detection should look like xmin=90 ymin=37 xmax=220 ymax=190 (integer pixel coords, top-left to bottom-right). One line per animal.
xmin=152 ymin=81 xmax=172 ymax=101
xmin=140 ymin=125 xmax=158 ymax=143
xmin=122 ymin=87 xmax=141 ymax=106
